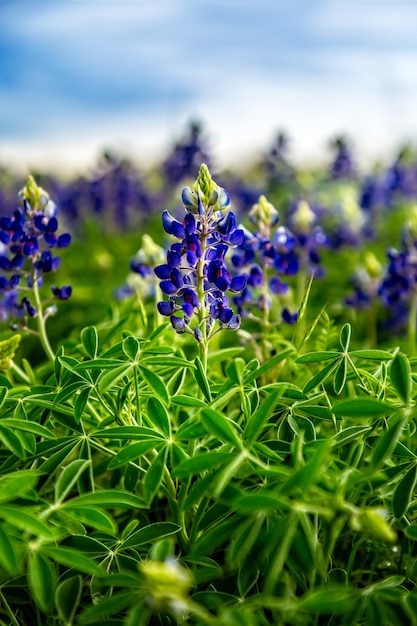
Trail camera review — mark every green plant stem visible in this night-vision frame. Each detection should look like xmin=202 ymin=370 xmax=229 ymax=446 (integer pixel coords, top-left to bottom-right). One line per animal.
xmin=0 ymin=590 xmax=21 ymax=626
xmin=31 ymin=275 xmax=55 ymax=363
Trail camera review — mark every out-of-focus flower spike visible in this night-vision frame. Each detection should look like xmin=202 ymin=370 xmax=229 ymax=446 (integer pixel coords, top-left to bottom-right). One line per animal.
xmin=249 ymin=195 xmax=280 ymax=231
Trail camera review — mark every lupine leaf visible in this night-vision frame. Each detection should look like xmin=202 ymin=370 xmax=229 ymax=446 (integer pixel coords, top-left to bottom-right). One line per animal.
xmin=332 ymin=398 xmax=392 ymax=417
xmin=0 ymin=469 xmax=40 ymax=503
xmin=390 ymin=352 xmax=412 ymax=404
xmin=81 ymin=326 xmax=99 ymax=359
xmin=143 ymin=445 xmax=168 ymax=504
xmin=244 ymin=348 xmax=295 ymax=384
xmin=122 ymin=335 xmax=140 ymax=361
xmin=28 ymin=552 xmax=56 ymax=613
xmin=74 ymin=386 xmax=91 ymax=423
xmin=193 ymin=356 xmax=212 ymax=402
xmin=63 ymin=490 xmax=146 ymax=509
xmin=62 ymin=507 xmax=117 ymax=535
xmin=371 ymin=416 xmax=406 ymax=469
xmin=296 ymin=351 xmax=340 ymax=364
xmin=107 ymin=439 xmax=163 ymax=469
xmin=139 ymin=365 xmax=169 ymax=406
xmin=244 ymin=390 xmax=282 ymax=445
xmin=97 ymin=363 xmax=134 ymax=393
xmin=42 ymin=546 xmax=103 ymax=576
xmin=55 ymin=459 xmax=92 ymax=503
xmin=339 ymin=323 xmax=351 ymax=351
xmin=393 ymin=463 xmax=417 ymax=519
xmin=333 ymin=357 xmax=347 ymax=395
xmin=349 ymin=349 xmax=393 ymax=360
xmin=55 ymin=575 xmax=82 ymax=624
xmin=147 ymin=396 xmax=171 ymax=437
xmin=303 ymin=359 xmax=339 ymax=394
xmin=120 ymin=522 xmax=180 ymax=549
xmin=172 ymin=452 xmax=236 ymax=478
xmin=201 ymin=407 xmax=241 ymax=447
xmin=0 ymin=524 xmax=18 ymax=575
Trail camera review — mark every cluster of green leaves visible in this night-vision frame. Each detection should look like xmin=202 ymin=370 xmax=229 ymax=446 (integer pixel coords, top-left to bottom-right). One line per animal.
xmin=0 ymin=312 xmax=417 ymax=626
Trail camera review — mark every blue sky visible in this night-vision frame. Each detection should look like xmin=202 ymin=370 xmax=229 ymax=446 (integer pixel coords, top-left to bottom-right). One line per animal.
xmin=1 ymin=0 xmax=417 ymax=172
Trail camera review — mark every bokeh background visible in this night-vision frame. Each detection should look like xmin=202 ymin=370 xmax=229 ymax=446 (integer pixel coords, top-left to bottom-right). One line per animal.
xmin=1 ymin=0 xmax=417 ymax=173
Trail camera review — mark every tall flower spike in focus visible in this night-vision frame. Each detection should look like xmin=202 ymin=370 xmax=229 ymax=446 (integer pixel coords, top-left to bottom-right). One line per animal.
xmin=155 ymin=164 xmax=247 ymax=370
xmin=0 ymin=176 xmax=72 ymax=362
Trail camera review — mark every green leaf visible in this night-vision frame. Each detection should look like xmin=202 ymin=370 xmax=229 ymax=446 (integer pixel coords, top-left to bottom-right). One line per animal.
xmin=55 ymin=575 xmax=82 ymax=625
xmin=303 ymin=359 xmax=339 ymax=394
xmin=232 ymin=492 xmax=290 ymax=513
xmin=28 ymin=552 xmax=56 ymax=613
xmin=332 ymin=426 xmax=372 ymax=449
xmin=172 ymin=452 xmax=236 ymax=478
xmin=281 ymin=440 xmax=331 ymax=495
xmin=390 ymin=352 xmax=412 ymax=404
xmin=332 ymin=398 xmax=392 ymax=417
xmin=244 ymin=348 xmax=295 ymax=384
xmin=296 ymin=351 xmax=340 ymax=364
xmin=76 ymin=591 xmax=132 ymax=623
xmin=0 ymin=470 xmax=40 ymax=503
xmin=120 ymin=522 xmax=181 ymax=549
xmin=405 ymin=524 xmax=417 ymax=541
xmin=143 ymin=445 xmax=168 ymax=505
xmin=339 ymin=323 xmax=351 ymax=351
xmin=298 ymin=405 xmax=334 ymax=421
xmin=0 ymin=418 xmax=54 ymax=439
xmin=371 ymin=416 xmax=406 ymax=469
xmin=299 ymin=587 xmax=354 ymax=614
xmin=93 ymin=426 xmax=164 ymax=440
xmin=0 ymin=386 xmax=8 ymax=409
xmin=171 ymin=394 xmax=207 ymax=407
xmin=193 ymin=356 xmax=212 ymax=402
xmin=81 ymin=326 xmax=99 ymax=359
xmin=42 ymin=546 xmax=103 ymax=576
xmin=201 ymin=407 xmax=241 ymax=447
xmin=63 ymin=490 xmax=146 ymax=509
xmin=0 ymin=424 xmax=24 ymax=457
xmin=349 ymin=349 xmax=393 ymax=360
xmin=97 ymin=363 xmax=134 ymax=393
xmin=0 ymin=524 xmax=18 ymax=575
xmin=244 ymin=390 xmax=281 ymax=445
xmin=333 ymin=357 xmax=347 ymax=395
xmin=122 ymin=335 xmax=140 ymax=361
xmin=74 ymin=386 xmax=91 ymax=423
xmin=139 ymin=365 xmax=170 ymax=406
xmin=107 ymin=439 xmax=163 ymax=470
xmin=226 ymin=358 xmax=245 ymax=385
xmin=147 ymin=396 xmax=171 ymax=437
xmin=55 ymin=459 xmax=92 ymax=503
xmin=393 ymin=463 xmax=417 ymax=519
xmin=62 ymin=507 xmax=117 ymax=535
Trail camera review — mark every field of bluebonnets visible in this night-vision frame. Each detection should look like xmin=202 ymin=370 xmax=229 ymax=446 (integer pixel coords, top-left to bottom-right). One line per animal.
xmin=1 ymin=123 xmax=417 ymax=625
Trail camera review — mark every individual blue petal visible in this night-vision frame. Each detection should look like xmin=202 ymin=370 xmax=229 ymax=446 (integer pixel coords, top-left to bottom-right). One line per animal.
xmin=228 ymin=229 xmax=245 ymax=246
xmin=154 ymin=264 xmax=172 ymax=280
xmin=248 ymin=265 xmax=263 ymax=288
xmin=167 ymin=248 xmax=181 ymax=268
xmin=157 ymin=301 xmax=174 ymax=316
xmin=282 ymin=307 xmax=298 ymax=325
xmin=181 ymin=187 xmax=197 ymax=208
xmin=10 ymin=254 xmax=24 ymax=270
xmin=57 ymin=233 xmax=71 ymax=247
xmin=182 ymin=302 xmax=194 ymax=317
xmin=162 ymin=210 xmax=185 ymax=238
xmin=0 ymin=231 xmax=10 ymax=244
xmin=44 ymin=233 xmax=58 ymax=247
xmin=171 ymin=315 xmax=188 ymax=333
xmin=217 ymin=187 xmax=231 ymax=209
xmin=184 ymin=212 xmax=196 ymax=235
xmin=47 ymin=217 xmax=58 ymax=232
xmin=219 ymin=307 xmax=234 ymax=324
xmin=269 ymin=277 xmax=289 ymax=295
xmin=160 ymin=280 xmax=179 ymax=295
xmin=0 ymin=256 xmax=11 ymax=271
xmin=51 ymin=285 xmax=72 ymax=300
xmin=217 ymin=212 xmax=236 ymax=235
xmin=0 ymin=217 xmax=11 ymax=230
xmin=215 ymin=275 xmax=230 ymax=292
xmin=226 ymin=314 xmax=241 ymax=330
xmin=229 ymin=275 xmax=247 ymax=293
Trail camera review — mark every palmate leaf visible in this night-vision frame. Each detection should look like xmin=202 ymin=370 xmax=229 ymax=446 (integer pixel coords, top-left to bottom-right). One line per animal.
xmin=143 ymin=445 xmax=168 ymax=505
xmin=139 ymin=365 xmax=170 ymax=406
xmin=55 ymin=575 xmax=82 ymax=625
xmin=81 ymin=326 xmax=99 ymax=359
xmin=390 ymin=352 xmax=412 ymax=404
xmin=107 ymin=439 xmax=163 ymax=470
xmin=42 ymin=546 xmax=103 ymax=576
xmin=201 ymin=407 xmax=241 ymax=447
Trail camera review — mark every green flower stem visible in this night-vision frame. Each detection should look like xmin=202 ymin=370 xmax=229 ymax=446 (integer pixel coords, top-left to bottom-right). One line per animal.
xmin=31 ymin=273 xmax=55 ymax=363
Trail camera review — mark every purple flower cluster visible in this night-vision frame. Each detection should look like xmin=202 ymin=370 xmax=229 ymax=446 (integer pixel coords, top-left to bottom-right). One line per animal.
xmin=230 ymin=196 xmax=300 ymax=325
xmin=155 ymin=165 xmax=246 ymax=337
xmin=0 ymin=177 xmax=71 ymax=323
